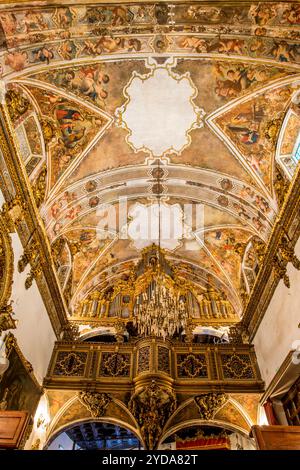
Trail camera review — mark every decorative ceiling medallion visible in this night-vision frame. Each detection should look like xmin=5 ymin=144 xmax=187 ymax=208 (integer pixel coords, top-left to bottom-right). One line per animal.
xmin=116 ymin=58 xmax=205 ymax=159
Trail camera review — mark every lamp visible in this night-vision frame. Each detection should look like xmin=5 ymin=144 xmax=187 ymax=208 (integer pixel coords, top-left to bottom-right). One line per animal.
xmin=132 ymin=160 xmax=188 ymax=340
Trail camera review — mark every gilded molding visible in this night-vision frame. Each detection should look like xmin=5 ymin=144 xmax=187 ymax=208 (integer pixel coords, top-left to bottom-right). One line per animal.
xmin=129 ymin=380 xmax=176 ymax=450
xmin=194 ymin=393 xmax=228 ymax=420
xmin=78 ymin=391 xmax=112 ymax=418
xmin=242 ymin=162 xmax=300 ymax=340
xmin=0 ymin=213 xmax=16 ymax=332
xmin=0 ymin=102 xmax=69 ymax=338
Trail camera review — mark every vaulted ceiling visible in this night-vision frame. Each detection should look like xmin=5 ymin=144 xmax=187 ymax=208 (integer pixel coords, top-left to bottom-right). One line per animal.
xmin=1 ymin=1 xmax=300 ymax=326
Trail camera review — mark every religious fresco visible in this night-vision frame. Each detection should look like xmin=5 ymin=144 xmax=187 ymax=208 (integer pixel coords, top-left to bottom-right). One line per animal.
xmin=59 ymin=229 xmax=110 ymax=292
xmin=2 ymin=1 xmax=300 ymax=324
xmin=214 ymin=401 xmax=251 ymax=432
xmin=280 ymin=113 xmax=300 ymax=156
xmin=0 ymin=3 xmax=300 ymax=78
xmin=28 ymin=61 xmax=149 ymax=114
xmin=204 ymin=228 xmax=252 ymax=290
xmin=212 ymin=82 xmax=298 ymax=191
xmin=23 ymin=85 xmax=112 ymax=191
xmin=213 ymin=62 xmax=293 ymax=101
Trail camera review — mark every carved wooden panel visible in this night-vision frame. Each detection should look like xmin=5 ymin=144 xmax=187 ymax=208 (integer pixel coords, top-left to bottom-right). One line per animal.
xmin=0 ymin=411 xmax=29 ymax=449
xmin=252 ymin=425 xmax=300 ymax=450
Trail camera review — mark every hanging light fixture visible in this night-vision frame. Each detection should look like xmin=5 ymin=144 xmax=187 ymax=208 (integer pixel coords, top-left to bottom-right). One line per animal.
xmin=132 ymin=160 xmax=188 ymax=340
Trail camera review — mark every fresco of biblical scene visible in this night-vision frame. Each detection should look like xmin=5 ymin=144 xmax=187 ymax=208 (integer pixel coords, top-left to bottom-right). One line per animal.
xmin=249 ymin=3 xmax=300 ymax=26
xmin=204 ymin=228 xmax=251 ymax=290
xmin=60 ymin=229 xmax=110 ymax=294
xmin=24 ymin=86 xmax=110 ymax=190
xmin=174 ymin=242 xmax=225 ymax=283
xmin=30 ymin=60 xmax=149 ymax=114
xmin=0 ymin=3 xmax=300 ymax=76
xmin=213 ymin=62 xmax=293 ymax=101
xmin=280 ymin=112 xmax=300 ymax=156
xmin=214 ymin=84 xmax=297 ymax=190
xmin=173 ymin=33 xmax=300 ymax=63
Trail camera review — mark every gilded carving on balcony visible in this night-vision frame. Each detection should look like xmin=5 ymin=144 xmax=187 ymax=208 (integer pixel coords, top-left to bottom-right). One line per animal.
xmin=157 ymin=346 xmax=170 ymax=374
xmin=194 ymin=393 xmax=228 ymax=420
xmin=129 ymin=380 xmax=176 ymax=450
xmin=177 ymin=353 xmax=208 ymax=378
xmin=221 ymin=353 xmax=254 ymax=379
xmin=79 ymin=391 xmax=111 ymax=418
xmin=53 ymin=351 xmax=87 ymax=376
xmin=137 ymin=346 xmax=150 ymax=374
xmin=100 ymin=352 xmax=130 ymax=377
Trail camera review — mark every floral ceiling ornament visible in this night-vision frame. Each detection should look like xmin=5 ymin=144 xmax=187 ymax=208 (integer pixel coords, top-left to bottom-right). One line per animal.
xmin=116 ymin=58 xmax=205 ymax=159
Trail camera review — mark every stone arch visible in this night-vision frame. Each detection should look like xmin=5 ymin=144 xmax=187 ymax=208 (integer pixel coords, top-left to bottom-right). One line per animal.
xmin=160 ymin=395 xmax=254 ymax=447
xmin=45 ymin=393 xmax=142 ymax=448
xmin=158 ymin=418 xmax=253 ymax=449
xmin=44 ymin=416 xmax=142 ymax=450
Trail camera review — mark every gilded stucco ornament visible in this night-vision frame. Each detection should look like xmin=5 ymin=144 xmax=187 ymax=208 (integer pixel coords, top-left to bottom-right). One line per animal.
xmin=129 ymin=380 xmax=176 ymax=450
xmin=274 ymin=166 xmax=290 ymax=207
xmin=272 ymin=255 xmax=290 ymax=288
xmin=278 ymin=234 xmax=300 ymax=270
xmin=194 ymin=393 xmax=228 ymax=420
xmin=5 ymin=333 xmax=34 ymax=374
xmin=1 ymin=195 xmax=26 ymax=228
xmin=32 ymin=166 xmax=47 ymax=208
xmin=252 ymin=238 xmax=267 ymax=265
xmin=79 ymin=391 xmax=112 ymax=418
xmin=17 ymin=238 xmax=44 ymax=290
xmin=5 ymin=89 xmax=30 ymax=122
xmin=0 ymin=214 xmax=15 ymax=332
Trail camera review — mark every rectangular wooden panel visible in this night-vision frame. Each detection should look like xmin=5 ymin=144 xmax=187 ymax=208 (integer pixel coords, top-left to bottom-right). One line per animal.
xmin=251 ymin=425 xmax=300 ymax=450
xmin=0 ymin=411 xmax=29 ymax=449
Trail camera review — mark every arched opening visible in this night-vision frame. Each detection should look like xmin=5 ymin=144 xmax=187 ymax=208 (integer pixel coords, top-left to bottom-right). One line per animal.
xmin=45 ymin=420 xmax=142 ymax=450
xmin=159 ymin=423 xmax=255 ymax=451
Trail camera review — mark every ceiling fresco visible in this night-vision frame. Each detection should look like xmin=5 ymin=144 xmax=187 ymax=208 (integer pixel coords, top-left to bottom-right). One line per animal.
xmin=1 ymin=1 xmax=300 ymax=329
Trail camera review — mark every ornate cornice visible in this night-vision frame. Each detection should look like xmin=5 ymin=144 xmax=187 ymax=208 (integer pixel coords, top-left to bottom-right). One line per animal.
xmin=0 ymin=102 xmax=69 ymax=338
xmin=242 ymin=163 xmax=300 ymax=340
xmin=0 ymin=212 xmax=16 ymax=332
